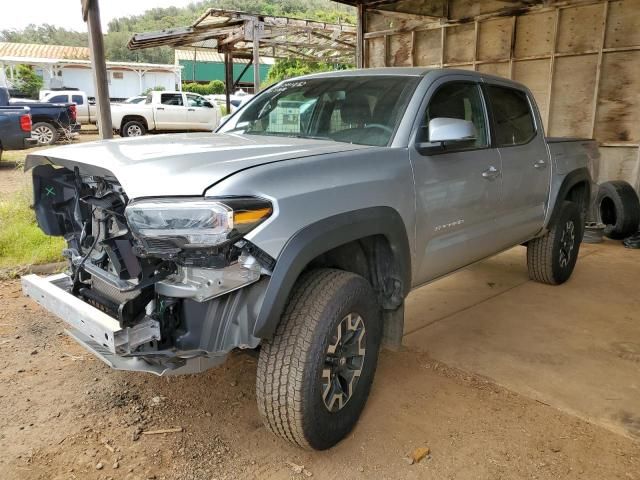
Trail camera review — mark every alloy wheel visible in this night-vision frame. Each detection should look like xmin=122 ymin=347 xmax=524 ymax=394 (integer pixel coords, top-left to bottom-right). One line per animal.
xmin=321 ymin=312 xmax=366 ymax=412
xmin=33 ymin=125 xmax=54 ymax=145
xmin=126 ymin=124 xmax=143 ymax=136
xmin=559 ymin=220 xmax=576 ymax=268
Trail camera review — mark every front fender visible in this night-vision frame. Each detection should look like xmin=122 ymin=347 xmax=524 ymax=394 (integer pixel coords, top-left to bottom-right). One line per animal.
xmin=252 ymin=207 xmax=411 ymax=338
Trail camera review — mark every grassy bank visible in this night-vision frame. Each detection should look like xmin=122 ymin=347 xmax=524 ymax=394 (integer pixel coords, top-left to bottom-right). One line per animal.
xmin=0 ymin=190 xmax=64 ymax=270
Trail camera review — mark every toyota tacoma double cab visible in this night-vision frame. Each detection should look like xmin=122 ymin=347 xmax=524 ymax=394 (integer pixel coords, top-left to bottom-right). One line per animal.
xmin=22 ymin=68 xmax=599 ymax=450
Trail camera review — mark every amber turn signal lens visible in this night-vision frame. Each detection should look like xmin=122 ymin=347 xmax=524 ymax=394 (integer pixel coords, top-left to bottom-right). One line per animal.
xmin=233 ymin=207 xmax=272 ymax=226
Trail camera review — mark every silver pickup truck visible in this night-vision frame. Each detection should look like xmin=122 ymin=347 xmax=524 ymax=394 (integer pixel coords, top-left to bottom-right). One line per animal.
xmin=22 ymin=68 xmax=599 ymax=450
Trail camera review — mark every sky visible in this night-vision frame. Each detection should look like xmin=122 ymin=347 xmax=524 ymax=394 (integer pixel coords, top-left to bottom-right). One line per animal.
xmin=0 ymin=0 xmax=197 ymax=32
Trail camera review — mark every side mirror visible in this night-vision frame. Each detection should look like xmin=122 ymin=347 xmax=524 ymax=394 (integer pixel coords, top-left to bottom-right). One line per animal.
xmin=428 ymin=117 xmax=476 ymax=142
xmin=203 ymin=101 xmax=213 ymax=108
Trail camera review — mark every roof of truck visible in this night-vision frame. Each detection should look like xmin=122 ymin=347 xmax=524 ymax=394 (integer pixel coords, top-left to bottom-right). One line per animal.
xmin=293 ymin=67 xmax=528 ymax=90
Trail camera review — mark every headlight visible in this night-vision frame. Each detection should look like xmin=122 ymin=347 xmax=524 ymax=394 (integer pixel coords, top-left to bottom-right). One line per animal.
xmin=125 ymin=197 xmax=272 ymax=247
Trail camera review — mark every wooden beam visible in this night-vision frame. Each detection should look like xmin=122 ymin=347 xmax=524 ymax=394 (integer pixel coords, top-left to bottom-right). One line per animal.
xmin=546 ymin=7 xmax=561 ymax=128
xmin=357 ymin=3 xmax=366 ymax=68
xmin=84 ymin=0 xmax=112 ymax=139
xmin=590 ymin=0 xmax=609 ymax=139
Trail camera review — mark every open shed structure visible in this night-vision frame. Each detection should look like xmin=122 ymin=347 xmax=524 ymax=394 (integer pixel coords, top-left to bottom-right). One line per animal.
xmin=340 ymin=0 xmax=640 ymax=190
xmin=128 ymin=8 xmax=356 ymax=110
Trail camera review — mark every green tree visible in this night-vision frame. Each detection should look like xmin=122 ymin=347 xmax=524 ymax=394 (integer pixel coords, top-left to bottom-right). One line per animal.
xmin=183 ymin=80 xmax=226 ymax=95
xmin=264 ymin=59 xmax=348 ymax=85
xmin=14 ymin=65 xmax=43 ymax=98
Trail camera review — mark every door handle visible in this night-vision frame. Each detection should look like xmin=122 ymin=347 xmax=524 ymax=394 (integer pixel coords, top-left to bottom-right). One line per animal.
xmin=156 ymin=107 xmax=165 ymax=111
xmin=482 ymin=166 xmax=500 ymax=180
xmin=534 ymin=159 xmax=547 ymax=169
xmin=188 ymin=108 xmax=195 ymax=111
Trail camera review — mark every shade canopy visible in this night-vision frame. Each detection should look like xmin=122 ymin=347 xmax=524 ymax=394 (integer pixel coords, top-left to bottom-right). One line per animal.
xmin=128 ymin=8 xmax=356 ymax=63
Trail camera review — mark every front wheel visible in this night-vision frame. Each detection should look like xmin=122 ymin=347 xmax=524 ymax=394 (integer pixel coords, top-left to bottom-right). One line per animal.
xmin=527 ymin=201 xmax=583 ymax=285
xmin=256 ymin=269 xmax=381 ymax=450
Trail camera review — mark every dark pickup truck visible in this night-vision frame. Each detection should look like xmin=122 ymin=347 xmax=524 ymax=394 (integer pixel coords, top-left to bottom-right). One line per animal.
xmin=0 ymin=87 xmax=77 ymax=146
xmin=0 ymin=106 xmax=36 ymax=159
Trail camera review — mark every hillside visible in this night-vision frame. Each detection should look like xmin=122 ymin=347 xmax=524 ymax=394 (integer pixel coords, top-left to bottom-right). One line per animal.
xmin=0 ymin=0 xmax=354 ymax=64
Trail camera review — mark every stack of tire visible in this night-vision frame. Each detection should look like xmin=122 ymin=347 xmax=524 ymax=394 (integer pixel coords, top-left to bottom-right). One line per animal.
xmin=591 ymin=180 xmax=640 ymax=248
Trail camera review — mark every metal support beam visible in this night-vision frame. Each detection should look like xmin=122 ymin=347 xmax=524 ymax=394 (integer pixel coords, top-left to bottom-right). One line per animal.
xmin=233 ymin=59 xmax=253 ymax=90
xmin=82 ymin=0 xmax=112 ymax=139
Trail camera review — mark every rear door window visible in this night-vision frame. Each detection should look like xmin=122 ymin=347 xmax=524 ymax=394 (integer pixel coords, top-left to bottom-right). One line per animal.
xmin=48 ymin=94 xmax=68 ymax=103
xmin=486 ymin=86 xmax=536 ymax=147
xmin=160 ymin=93 xmax=183 ymax=106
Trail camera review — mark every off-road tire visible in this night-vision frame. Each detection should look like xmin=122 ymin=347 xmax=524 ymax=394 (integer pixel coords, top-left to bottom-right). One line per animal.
xmin=527 ymin=201 xmax=582 ymax=285
xmin=596 ymin=180 xmax=640 ymax=240
xmin=31 ymin=122 xmax=59 ymax=145
xmin=256 ymin=268 xmax=381 ymax=450
xmin=120 ymin=120 xmax=146 ymax=137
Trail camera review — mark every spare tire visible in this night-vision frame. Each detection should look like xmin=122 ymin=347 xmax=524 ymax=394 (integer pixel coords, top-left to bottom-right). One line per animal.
xmin=597 ymin=181 xmax=640 ymax=240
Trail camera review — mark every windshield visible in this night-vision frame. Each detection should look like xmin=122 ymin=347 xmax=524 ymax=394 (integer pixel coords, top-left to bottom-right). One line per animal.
xmin=218 ymin=75 xmax=419 ymax=146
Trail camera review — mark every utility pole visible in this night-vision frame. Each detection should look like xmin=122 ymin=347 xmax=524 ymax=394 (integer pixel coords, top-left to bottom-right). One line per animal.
xmin=81 ymin=0 xmax=113 ymax=139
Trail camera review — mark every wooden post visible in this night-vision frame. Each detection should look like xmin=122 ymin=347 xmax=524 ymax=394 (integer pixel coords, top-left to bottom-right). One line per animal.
xmin=252 ymin=21 xmax=261 ymax=94
xmin=82 ymin=0 xmax=112 ymax=139
xmin=224 ymin=50 xmax=233 ymax=113
xmin=356 ymin=4 xmax=366 ymax=68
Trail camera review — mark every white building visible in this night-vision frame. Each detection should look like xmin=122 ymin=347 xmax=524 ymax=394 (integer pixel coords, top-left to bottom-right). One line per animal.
xmin=0 ymin=42 xmax=182 ymax=100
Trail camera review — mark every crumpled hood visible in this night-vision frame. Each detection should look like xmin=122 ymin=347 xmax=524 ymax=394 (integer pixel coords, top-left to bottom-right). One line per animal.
xmin=25 ymin=132 xmax=370 ymax=199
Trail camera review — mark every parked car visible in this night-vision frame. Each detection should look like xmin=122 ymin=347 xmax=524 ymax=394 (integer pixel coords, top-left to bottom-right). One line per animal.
xmin=121 ymin=95 xmax=147 ymax=105
xmin=0 ymin=105 xmax=36 ymax=158
xmin=22 ymin=68 xmax=599 ymax=450
xmin=207 ymin=92 xmax=254 ymax=114
xmin=110 ymin=91 xmax=221 ymax=137
xmin=41 ymin=90 xmax=97 ymax=125
xmin=0 ymin=87 xmax=78 ymax=145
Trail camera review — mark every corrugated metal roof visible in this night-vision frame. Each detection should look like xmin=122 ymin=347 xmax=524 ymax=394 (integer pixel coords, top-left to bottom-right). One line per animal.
xmin=174 ymin=48 xmax=275 ymax=64
xmin=0 ymin=42 xmax=90 ymax=60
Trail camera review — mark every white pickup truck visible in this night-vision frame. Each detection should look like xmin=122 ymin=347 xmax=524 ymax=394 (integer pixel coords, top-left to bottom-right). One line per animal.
xmin=111 ymin=91 xmax=222 ymax=137
xmin=41 ymin=90 xmax=97 ymax=125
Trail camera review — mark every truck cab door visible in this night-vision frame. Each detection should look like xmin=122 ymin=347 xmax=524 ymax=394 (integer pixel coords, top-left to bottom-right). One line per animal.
xmin=154 ymin=93 xmax=187 ymax=130
xmin=185 ymin=93 xmax=217 ymax=130
xmin=483 ymin=83 xmax=551 ymax=247
xmin=410 ymin=78 xmax=502 ymax=283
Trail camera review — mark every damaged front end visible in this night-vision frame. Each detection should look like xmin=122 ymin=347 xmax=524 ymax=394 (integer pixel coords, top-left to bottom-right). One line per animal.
xmin=22 ymin=164 xmax=274 ymax=375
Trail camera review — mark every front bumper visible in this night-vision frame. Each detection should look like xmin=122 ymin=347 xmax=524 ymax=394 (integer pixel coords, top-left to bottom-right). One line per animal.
xmin=21 ymin=273 xmax=225 ymax=375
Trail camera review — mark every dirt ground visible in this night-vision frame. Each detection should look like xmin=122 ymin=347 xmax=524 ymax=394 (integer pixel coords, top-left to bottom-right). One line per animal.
xmin=0 ymin=278 xmax=638 ymax=480
xmin=1 ymin=130 xmax=638 ymax=478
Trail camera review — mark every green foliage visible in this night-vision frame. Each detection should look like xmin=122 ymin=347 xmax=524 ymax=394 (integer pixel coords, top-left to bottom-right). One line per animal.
xmin=14 ymin=65 xmax=44 ymax=99
xmin=183 ymin=80 xmax=226 ymax=95
xmin=0 ymin=1 xmax=354 ymax=66
xmin=0 ymin=191 xmax=64 ymax=269
xmin=0 ymin=24 xmax=87 ymax=46
xmin=264 ymin=59 xmax=348 ymax=85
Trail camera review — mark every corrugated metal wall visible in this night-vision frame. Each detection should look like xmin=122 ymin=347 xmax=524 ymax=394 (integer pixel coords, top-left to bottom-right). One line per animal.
xmin=363 ymin=0 xmax=640 ymax=190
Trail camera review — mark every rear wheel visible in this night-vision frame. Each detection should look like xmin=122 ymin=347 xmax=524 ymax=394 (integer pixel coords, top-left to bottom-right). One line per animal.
xmin=256 ymin=269 xmax=381 ymax=450
xmin=32 ymin=122 xmax=58 ymax=145
xmin=121 ymin=120 xmax=146 ymax=137
xmin=527 ymin=201 xmax=582 ymax=285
